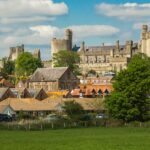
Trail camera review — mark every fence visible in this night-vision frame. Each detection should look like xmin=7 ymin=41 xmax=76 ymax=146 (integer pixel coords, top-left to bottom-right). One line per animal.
xmin=0 ymin=119 xmax=150 ymax=131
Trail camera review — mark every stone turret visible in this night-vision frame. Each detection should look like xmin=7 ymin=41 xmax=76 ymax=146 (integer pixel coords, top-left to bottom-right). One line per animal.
xmin=126 ymin=40 xmax=133 ymax=57
xmin=141 ymin=25 xmax=150 ymax=57
xmin=65 ymin=29 xmax=72 ymax=51
xmin=80 ymin=41 xmax=85 ymax=51
xmin=116 ymin=40 xmax=120 ymax=50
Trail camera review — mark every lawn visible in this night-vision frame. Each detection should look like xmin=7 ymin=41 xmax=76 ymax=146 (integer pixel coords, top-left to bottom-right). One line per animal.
xmin=0 ymin=127 xmax=149 ymax=150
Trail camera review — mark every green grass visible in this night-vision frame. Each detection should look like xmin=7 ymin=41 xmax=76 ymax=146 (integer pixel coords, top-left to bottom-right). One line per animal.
xmin=0 ymin=127 xmax=149 ymax=150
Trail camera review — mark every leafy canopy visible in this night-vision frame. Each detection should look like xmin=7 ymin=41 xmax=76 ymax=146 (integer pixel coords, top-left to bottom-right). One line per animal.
xmin=1 ymin=59 xmax=15 ymax=75
xmin=106 ymin=53 xmax=150 ymax=122
xmin=16 ymin=52 xmax=43 ymax=76
xmin=63 ymin=100 xmax=84 ymax=121
xmin=53 ymin=50 xmax=80 ymax=74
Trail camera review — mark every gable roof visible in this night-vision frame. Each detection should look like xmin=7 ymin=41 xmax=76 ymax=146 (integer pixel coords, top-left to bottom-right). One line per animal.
xmin=30 ymin=67 xmax=69 ymax=82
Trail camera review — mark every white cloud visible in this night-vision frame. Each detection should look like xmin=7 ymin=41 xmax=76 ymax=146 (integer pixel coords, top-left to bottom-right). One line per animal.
xmin=133 ymin=22 xmax=150 ymax=30
xmin=96 ymin=3 xmax=150 ymax=20
xmin=2 ymin=24 xmax=119 ymax=46
xmin=67 ymin=25 xmax=119 ymax=38
xmin=0 ymin=0 xmax=68 ymax=24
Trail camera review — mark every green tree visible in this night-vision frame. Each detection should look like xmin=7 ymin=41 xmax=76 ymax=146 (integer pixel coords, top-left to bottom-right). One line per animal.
xmin=53 ymin=50 xmax=80 ymax=74
xmin=16 ymin=52 xmax=43 ymax=76
xmin=1 ymin=59 xmax=15 ymax=75
xmin=63 ymin=100 xmax=84 ymax=121
xmin=106 ymin=53 xmax=150 ymax=122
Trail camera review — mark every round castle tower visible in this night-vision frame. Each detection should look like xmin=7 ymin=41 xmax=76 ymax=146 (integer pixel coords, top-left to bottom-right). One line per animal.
xmin=51 ymin=29 xmax=73 ymax=59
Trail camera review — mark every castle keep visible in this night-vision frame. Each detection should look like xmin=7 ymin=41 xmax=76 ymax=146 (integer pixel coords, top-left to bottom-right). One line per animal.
xmin=51 ymin=29 xmax=72 ymax=56
xmin=51 ymin=25 xmax=149 ymax=75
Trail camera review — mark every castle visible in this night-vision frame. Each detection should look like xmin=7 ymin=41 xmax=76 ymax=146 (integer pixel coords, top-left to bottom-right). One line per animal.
xmin=51 ymin=25 xmax=150 ymax=75
xmin=8 ymin=45 xmax=41 ymax=61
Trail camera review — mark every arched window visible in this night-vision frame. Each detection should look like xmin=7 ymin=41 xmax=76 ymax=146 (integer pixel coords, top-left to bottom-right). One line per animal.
xmin=104 ymin=89 xmax=109 ymax=96
xmin=92 ymin=89 xmax=96 ymax=97
xmin=98 ymin=89 xmax=102 ymax=96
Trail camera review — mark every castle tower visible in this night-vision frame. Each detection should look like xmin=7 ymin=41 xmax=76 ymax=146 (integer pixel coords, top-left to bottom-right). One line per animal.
xmin=126 ymin=40 xmax=133 ymax=57
xmin=65 ymin=29 xmax=72 ymax=51
xmin=9 ymin=44 xmax=24 ymax=61
xmin=80 ymin=41 xmax=85 ymax=51
xmin=116 ymin=40 xmax=120 ymax=50
xmin=141 ymin=25 xmax=148 ymax=54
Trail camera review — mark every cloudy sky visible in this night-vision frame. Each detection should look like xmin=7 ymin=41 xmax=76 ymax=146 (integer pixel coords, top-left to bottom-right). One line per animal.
xmin=0 ymin=0 xmax=150 ymax=60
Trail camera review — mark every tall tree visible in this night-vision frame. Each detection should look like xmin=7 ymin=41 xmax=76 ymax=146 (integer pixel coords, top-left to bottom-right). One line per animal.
xmin=16 ymin=52 xmax=43 ymax=76
xmin=53 ymin=50 xmax=80 ymax=74
xmin=106 ymin=53 xmax=150 ymax=122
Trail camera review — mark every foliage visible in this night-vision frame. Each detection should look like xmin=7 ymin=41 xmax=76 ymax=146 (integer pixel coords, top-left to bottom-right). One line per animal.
xmin=15 ymin=52 xmax=43 ymax=76
xmin=106 ymin=53 xmax=150 ymax=122
xmin=63 ymin=100 xmax=84 ymax=121
xmin=53 ymin=50 xmax=80 ymax=74
xmin=1 ymin=59 xmax=15 ymax=75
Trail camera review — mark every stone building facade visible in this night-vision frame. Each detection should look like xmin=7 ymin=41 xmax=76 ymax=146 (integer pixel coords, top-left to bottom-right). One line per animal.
xmin=78 ymin=40 xmax=139 ymax=74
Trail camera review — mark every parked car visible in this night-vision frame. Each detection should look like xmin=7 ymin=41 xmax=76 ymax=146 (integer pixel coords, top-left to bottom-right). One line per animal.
xmin=0 ymin=114 xmax=12 ymax=122
xmin=43 ymin=114 xmax=63 ymax=122
xmin=96 ymin=113 xmax=108 ymax=119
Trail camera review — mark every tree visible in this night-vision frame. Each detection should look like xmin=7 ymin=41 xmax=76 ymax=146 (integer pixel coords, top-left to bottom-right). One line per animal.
xmin=1 ymin=59 xmax=15 ymax=75
xmin=53 ymin=50 xmax=80 ymax=74
xmin=63 ymin=100 xmax=84 ymax=121
xmin=106 ymin=53 xmax=150 ymax=122
xmin=16 ymin=52 xmax=43 ymax=76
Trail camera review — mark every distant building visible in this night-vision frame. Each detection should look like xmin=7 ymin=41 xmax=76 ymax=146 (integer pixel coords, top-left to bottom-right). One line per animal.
xmin=9 ymin=44 xmax=24 ymax=61
xmin=8 ymin=44 xmax=41 ymax=61
xmin=29 ymin=67 xmax=79 ymax=91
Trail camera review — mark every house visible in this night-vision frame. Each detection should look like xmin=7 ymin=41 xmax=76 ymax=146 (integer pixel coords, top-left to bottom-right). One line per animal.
xmin=0 ymin=98 xmax=52 ymax=116
xmin=71 ymin=84 xmax=113 ymax=98
xmin=29 ymin=67 xmax=79 ymax=91
xmin=0 ymin=97 xmax=104 ymax=116
xmin=0 ymin=88 xmax=16 ymax=101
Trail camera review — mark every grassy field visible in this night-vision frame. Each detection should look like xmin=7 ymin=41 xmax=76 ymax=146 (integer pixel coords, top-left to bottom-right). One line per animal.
xmin=0 ymin=127 xmax=149 ymax=150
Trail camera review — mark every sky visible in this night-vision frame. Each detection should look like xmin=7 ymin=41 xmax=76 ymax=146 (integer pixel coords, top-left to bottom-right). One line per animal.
xmin=0 ymin=0 xmax=150 ymax=60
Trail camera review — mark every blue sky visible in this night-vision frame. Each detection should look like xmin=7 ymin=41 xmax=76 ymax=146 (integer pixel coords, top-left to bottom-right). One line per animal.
xmin=0 ymin=0 xmax=150 ymax=60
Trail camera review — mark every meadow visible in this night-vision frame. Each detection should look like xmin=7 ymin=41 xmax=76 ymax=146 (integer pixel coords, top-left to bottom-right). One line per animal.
xmin=0 ymin=127 xmax=149 ymax=150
